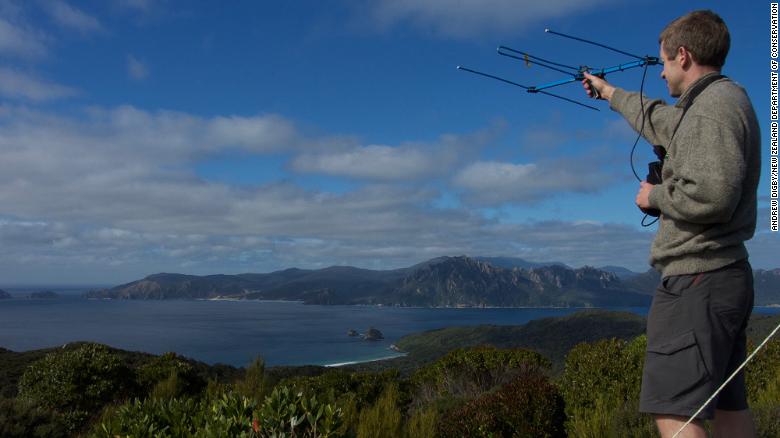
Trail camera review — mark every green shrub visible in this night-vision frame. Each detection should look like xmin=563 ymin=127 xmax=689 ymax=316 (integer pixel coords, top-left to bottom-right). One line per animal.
xmin=746 ymin=339 xmax=780 ymax=403
xmin=95 ymin=384 xmax=344 ymax=437
xmin=403 ymin=405 xmax=438 ymax=438
xmin=278 ymin=368 xmax=402 ymax=437
xmin=410 ymin=345 xmax=550 ymax=407
xmin=94 ymin=397 xmax=203 ymax=437
xmin=235 ymin=356 xmax=270 ymax=402
xmin=205 ymin=378 xmax=229 ymax=401
xmin=94 ymin=392 xmax=258 ymax=437
xmin=746 ymin=340 xmax=780 ymax=438
xmin=356 ymin=383 xmax=403 ymax=438
xmin=332 ymin=392 xmax=360 ymax=438
xmin=436 ymin=368 xmax=565 ymax=438
xmin=559 ymin=336 xmax=645 ymax=413
xmin=281 ymin=367 xmax=406 ymax=416
xmin=136 ymin=351 xmax=205 ymax=398
xmin=257 ymin=385 xmax=344 ymax=438
xmin=17 ymin=343 xmax=133 ymax=434
xmin=751 ymin=374 xmax=780 ymax=438
xmin=206 ymin=391 xmax=261 ymax=437
xmin=559 ymin=336 xmax=653 ymax=437
xmin=150 ymin=370 xmax=186 ymax=400
xmin=0 ymin=397 xmax=70 ymax=438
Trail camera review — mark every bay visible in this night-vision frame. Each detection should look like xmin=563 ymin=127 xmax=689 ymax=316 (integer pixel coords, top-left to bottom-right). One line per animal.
xmin=1 ymin=291 xmax=778 ymax=368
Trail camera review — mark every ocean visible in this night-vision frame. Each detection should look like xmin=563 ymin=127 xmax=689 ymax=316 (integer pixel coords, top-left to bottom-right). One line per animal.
xmin=1 ymin=289 xmax=778 ymax=368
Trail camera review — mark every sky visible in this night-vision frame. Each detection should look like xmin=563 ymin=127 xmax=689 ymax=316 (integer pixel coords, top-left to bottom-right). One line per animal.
xmin=0 ymin=0 xmax=776 ymax=285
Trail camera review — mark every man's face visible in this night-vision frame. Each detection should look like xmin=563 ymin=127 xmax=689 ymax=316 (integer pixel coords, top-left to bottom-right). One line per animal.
xmin=659 ymin=44 xmax=684 ymax=98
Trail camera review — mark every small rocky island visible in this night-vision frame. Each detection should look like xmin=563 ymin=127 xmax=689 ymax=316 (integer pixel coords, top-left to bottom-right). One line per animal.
xmin=347 ymin=328 xmax=384 ymax=341
xmin=361 ymin=327 xmax=384 ymax=341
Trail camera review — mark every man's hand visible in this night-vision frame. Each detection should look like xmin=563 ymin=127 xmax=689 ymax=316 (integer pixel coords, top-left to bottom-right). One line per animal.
xmin=582 ymin=72 xmax=615 ymax=102
xmin=636 ymin=181 xmax=654 ymax=210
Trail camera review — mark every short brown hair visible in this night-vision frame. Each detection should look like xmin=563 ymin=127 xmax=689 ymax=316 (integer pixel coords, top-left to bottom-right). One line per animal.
xmin=659 ymin=10 xmax=730 ymax=67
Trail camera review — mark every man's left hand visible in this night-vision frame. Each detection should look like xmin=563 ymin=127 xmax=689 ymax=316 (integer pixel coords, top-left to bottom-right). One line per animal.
xmin=636 ymin=181 xmax=654 ymax=210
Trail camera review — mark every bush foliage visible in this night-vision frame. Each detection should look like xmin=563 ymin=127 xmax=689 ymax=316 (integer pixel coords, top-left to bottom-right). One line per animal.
xmin=95 ymin=387 xmax=344 ymax=438
xmin=137 ymin=351 xmax=206 ymax=399
xmin=4 ymin=320 xmax=780 ymax=436
xmin=0 ymin=397 xmax=70 ymax=438
xmin=437 ymin=368 xmax=565 ymax=438
xmin=746 ymin=339 xmax=780 ymax=438
xmin=17 ymin=343 xmax=134 ymax=434
xmin=559 ymin=336 xmax=655 ymax=437
xmin=411 ymin=345 xmax=550 ymax=407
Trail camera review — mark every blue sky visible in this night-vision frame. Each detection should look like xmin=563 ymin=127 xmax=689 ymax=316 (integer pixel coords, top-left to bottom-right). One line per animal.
xmin=0 ymin=0 xmax=775 ymax=285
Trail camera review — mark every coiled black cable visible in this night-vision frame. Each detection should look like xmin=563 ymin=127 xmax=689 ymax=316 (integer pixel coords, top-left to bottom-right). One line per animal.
xmin=629 ymin=61 xmax=659 ymax=227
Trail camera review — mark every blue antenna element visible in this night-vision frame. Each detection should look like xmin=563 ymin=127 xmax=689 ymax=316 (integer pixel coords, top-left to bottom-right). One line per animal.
xmin=457 ymin=29 xmax=662 ymax=110
xmin=456 ymin=66 xmax=531 ymax=90
xmin=497 ymin=46 xmax=579 ymax=75
xmin=545 ymin=28 xmax=646 ymax=61
xmin=534 ymin=59 xmax=661 ymax=92
xmin=456 ymin=66 xmax=600 ymax=111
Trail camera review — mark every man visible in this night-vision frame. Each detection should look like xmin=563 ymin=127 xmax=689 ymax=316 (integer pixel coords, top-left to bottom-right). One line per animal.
xmin=583 ymin=10 xmax=760 ymax=438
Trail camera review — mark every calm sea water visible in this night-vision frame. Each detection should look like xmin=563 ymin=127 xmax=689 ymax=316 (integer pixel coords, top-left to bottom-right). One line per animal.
xmin=1 ymin=290 xmax=778 ymax=368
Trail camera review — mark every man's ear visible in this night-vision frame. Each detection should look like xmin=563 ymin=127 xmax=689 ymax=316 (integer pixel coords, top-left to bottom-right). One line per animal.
xmin=678 ymin=46 xmax=692 ymax=69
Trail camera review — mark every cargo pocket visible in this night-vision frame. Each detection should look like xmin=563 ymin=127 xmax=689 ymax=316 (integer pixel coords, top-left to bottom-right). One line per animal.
xmin=644 ymin=330 xmax=710 ymax=401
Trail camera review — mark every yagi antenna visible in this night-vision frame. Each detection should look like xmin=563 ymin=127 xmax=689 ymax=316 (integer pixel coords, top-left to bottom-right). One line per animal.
xmin=456 ymin=66 xmax=600 ymax=111
xmin=544 ymin=28 xmax=646 ymax=61
xmin=457 ymin=29 xmax=662 ymax=111
xmin=497 ymin=46 xmax=580 ymax=76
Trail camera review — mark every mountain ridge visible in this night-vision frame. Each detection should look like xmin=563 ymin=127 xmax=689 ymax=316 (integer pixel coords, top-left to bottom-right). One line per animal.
xmin=84 ymin=256 xmax=651 ymax=307
xmin=83 ymin=256 xmax=780 ymax=306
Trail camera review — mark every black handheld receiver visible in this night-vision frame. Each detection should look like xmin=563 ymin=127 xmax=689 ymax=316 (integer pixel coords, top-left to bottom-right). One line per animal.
xmin=641 ymin=145 xmax=665 ymax=217
xmin=643 ymin=163 xmax=662 ymax=217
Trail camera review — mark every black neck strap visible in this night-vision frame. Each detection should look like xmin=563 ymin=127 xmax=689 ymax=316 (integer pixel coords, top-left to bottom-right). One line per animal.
xmin=669 ymin=74 xmax=726 ymax=142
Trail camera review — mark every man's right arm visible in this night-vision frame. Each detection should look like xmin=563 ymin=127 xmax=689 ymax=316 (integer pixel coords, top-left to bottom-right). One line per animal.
xmin=583 ymin=72 xmax=680 ymax=147
xmin=610 ymin=89 xmax=680 ymax=147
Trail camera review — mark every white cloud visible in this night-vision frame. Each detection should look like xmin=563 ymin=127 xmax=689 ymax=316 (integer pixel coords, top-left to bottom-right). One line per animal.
xmin=367 ymin=0 xmax=621 ymax=38
xmin=42 ymin=0 xmax=103 ymax=34
xmin=453 ymin=158 xmax=613 ymax=205
xmin=127 ymin=54 xmax=148 ymax=80
xmin=0 ymin=104 xmax=774 ymax=284
xmin=291 ymin=127 xmax=497 ymax=181
xmin=455 ymin=161 xmax=536 ymax=194
xmin=0 ymin=17 xmax=47 ymax=58
xmin=0 ymin=67 xmax=78 ymax=100
xmin=0 ymin=105 xmax=373 ymax=232
xmin=293 ymin=144 xmax=434 ymax=180
xmin=0 ymin=209 xmax=669 ymax=284
xmin=207 ymin=114 xmax=302 ymax=152
xmin=114 ymin=0 xmax=155 ymax=12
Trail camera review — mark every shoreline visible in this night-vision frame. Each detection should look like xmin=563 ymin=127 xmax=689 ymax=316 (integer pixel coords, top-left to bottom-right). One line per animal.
xmin=322 ymin=352 xmax=408 ymax=368
xmin=12 ymin=297 xmax=780 ymax=309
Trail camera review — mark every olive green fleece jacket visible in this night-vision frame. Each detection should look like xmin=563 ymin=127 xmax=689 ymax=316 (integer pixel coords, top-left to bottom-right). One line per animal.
xmin=609 ymin=73 xmax=761 ymax=278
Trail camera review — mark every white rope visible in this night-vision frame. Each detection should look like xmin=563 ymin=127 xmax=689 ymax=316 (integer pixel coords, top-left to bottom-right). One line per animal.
xmin=672 ymin=319 xmax=780 ymax=438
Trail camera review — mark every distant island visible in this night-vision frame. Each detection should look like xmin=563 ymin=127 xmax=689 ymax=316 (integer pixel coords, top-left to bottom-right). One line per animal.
xmin=27 ymin=291 xmax=59 ymax=299
xmin=83 ymin=256 xmax=654 ymax=307
xmin=82 ymin=255 xmax=780 ymax=307
xmin=362 ymin=328 xmax=384 ymax=341
xmin=0 ymin=289 xmax=10 ymax=299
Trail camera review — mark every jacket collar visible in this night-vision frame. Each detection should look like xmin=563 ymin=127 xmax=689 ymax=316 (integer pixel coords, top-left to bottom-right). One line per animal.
xmin=675 ymin=71 xmax=723 ymax=108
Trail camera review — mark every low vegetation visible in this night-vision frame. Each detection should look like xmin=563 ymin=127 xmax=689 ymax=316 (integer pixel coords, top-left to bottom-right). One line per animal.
xmin=0 ymin=311 xmax=778 ymax=437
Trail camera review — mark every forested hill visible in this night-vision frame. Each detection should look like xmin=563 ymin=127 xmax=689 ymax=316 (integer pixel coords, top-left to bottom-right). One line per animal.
xmin=84 ymin=256 xmax=652 ymax=307
xmin=82 ymin=256 xmax=780 ymax=306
